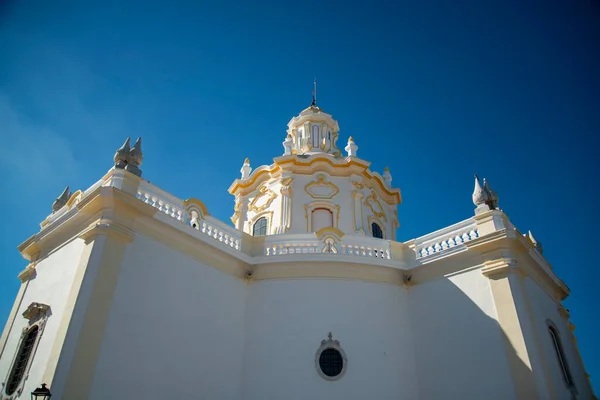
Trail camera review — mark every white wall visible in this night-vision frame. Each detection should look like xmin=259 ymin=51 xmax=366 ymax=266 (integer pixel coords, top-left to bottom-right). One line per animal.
xmin=409 ymin=269 xmax=517 ymax=400
xmin=0 ymin=239 xmax=85 ymax=398
xmin=524 ymin=277 xmax=593 ymax=399
xmin=87 ymin=234 xmax=247 ymax=400
xmin=242 ymin=278 xmax=418 ymax=400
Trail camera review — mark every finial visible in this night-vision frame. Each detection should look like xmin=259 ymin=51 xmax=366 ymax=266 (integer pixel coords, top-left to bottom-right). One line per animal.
xmin=383 ymin=167 xmax=392 ymax=186
xmin=312 ymin=78 xmax=317 ymax=106
xmin=52 ymin=186 xmax=72 ymax=213
xmin=472 ymin=174 xmax=489 ymax=206
xmin=345 ymin=136 xmax=358 ymax=157
xmin=114 ymin=137 xmax=131 ymax=169
xmin=241 ymin=157 xmax=252 ymax=179
xmin=328 ymin=332 xmax=333 ymax=340
xmin=282 ymin=134 xmax=293 ymax=156
xmin=124 ymin=137 xmax=143 ymax=177
xmin=527 ymin=230 xmax=544 ymax=254
xmin=483 ymin=178 xmax=498 ymax=209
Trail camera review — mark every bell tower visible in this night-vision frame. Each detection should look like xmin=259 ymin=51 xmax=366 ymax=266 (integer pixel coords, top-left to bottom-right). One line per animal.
xmin=229 ymin=97 xmax=401 ymax=240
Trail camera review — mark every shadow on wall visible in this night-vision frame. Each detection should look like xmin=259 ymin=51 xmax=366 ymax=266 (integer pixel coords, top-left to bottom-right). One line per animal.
xmin=410 ymin=274 xmax=539 ymax=400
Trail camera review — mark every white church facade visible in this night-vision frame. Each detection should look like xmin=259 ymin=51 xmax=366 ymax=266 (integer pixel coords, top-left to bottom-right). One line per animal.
xmin=0 ymin=101 xmax=595 ymax=399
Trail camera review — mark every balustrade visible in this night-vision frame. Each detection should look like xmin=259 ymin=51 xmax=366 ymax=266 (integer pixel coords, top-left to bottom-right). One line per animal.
xmin=414 ymin=219 xmax=479 ymax=259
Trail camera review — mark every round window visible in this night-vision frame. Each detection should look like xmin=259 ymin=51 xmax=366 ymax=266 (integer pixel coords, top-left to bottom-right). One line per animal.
xmin=319 ymin=348 xmax=344 ymax=377
xmin=315 ymin=332 xmax=347 ymax=381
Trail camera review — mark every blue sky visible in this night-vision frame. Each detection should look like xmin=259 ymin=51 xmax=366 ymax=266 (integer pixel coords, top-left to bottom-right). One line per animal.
xmin=1 ymin=0 xmax=599 ymax=390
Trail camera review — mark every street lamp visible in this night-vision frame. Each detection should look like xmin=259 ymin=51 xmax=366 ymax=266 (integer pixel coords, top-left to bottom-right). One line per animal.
xmin=31 ymin=383 xmax=52 ymax=400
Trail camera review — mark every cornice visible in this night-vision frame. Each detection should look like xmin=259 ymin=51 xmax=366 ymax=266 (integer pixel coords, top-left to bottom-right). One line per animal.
xmin=78 ymin=219 xmax=135 ymax=244
xmin=229 ymin=155 xmax=401 ymax=205
xmin=481 ymin=258 xmax=523 ymax=279
xmin=251 ymin=260 xmax=404 ymax=285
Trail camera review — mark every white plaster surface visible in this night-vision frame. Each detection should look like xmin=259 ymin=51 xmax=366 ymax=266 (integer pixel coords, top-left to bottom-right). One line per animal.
xmin=0 ymin=239 xmax=85 ymax=398
xmin=409 ymin=269 xmax=517 ymax=400
xmin=242 ymin=278 xmax=418 ymax=400
xmin=87 ymin=234 xmax=247 ymax=400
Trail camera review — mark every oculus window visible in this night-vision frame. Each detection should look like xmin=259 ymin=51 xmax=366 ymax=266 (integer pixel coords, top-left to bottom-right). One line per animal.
xmin=315 ymin=332 xmax=347 ymax=381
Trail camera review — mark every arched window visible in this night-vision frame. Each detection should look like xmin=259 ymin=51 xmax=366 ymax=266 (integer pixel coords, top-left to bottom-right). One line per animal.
xmin=252 ymin=217 xmax=268 ymax=236
xmin=311 ymin=208 xmax=333 ymax=232
xmin=372 ymin=223 xmax=383 ymax=239
xmin=6 ymin=325 xmax=39 ymax=395
xmin=311 ymin=125 xmax=320 ymax=148
xmin=548 ymin=325 xmax=574 ymax=389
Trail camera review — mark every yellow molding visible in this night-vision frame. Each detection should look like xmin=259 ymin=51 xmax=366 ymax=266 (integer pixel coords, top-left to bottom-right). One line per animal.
xmin=365 ymin=189 xmax=387 ymax=221
xmin=17 ymin=264 xmax=37 ymax=282
xmin=248 ymin=186 xmax=277 ymax=213
xmin=183 ymin=198 xmax=210 ymax=217
xmin=229 ymin=155 xmax=401 ymax=205
xmin=304 ymin=174 xmax=340 ymax=199
xmin=65 ymin=190 xmax=83 ymax=208
xmin=315 ymin=226 xmax=345 ymax=240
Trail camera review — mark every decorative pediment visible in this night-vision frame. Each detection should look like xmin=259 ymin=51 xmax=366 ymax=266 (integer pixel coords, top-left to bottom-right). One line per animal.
xmin=22 ymin=302 xmax=51 ymax=323
xmin=248 ymin=186 xmax=277 ymax=213
xmin=305 ymin=174 xmax=339 ymax=199
xmin=365 ymin=190 xmax=387 ymax=221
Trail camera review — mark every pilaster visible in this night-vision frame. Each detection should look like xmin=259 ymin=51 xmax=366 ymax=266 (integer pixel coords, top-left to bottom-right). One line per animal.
xmin=482 ymin=258 xmax=543 ymax=399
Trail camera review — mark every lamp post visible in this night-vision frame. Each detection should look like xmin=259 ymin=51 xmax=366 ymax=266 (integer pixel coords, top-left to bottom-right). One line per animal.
xmin=31 ymin=383 xmax=52 ymax=400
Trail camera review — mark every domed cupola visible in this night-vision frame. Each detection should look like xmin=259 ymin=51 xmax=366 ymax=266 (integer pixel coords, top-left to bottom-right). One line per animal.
xmin=283 ymin=83 xmax=342 ymax=157
xmin=229 ymin=86 xmax=401 ymax=240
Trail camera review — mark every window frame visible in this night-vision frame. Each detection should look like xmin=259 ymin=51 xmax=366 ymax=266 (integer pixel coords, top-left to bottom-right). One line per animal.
xmin=305 ymin=202 xmax=340 ymax=233
xmin=252 ymin=216 xmax=268 ymax=236
xmin=315 ymin=332 xmax=347 ymax=381
xmin=3 ymin=302 xmax=50 ymax=397
xmin=371 ymin=222 xmax=384 ymax=239
xmin=547 ymin=321 xmax=576 ymax=392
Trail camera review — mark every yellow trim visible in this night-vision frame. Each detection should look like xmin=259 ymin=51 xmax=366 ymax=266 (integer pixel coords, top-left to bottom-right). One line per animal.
xmin=315 ymin=227 xmax=345 ymax=240
xmin=183 ymin=198 xmax=210 ymax=217
xmin=248 ymin=186 xmax=277 ymax=213
xmin=65 ymin=190 xmax=83 ymax=208
xmin=229 ymin=155 xmax=401 ymax=205
xmin=304 ymin=174 xmax=340 ymax=199
xmin=365 ymin=189 xmax=387 ymax=221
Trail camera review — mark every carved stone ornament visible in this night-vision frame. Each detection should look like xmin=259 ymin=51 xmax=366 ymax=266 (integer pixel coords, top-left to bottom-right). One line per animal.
xmin=527 ymin=230 xmax=543 ymax=255
xmin=114 ymin=137 xmax=131 ymax=169
xmin=51 ymin=186 xmax=72 ymax=213
xmin=125 ymin=137 xmax=143 ymax=177
xmin=22 ymin=302 xmax=51 ymax=323
xmin=248 ymin=186 xmax=277 ymax=213
xmin=305 ymin=174 xmax=339 ymax=199
xmin=472 ymin=174 xmax=499 ymax=210
xmin=472 ymin=174 xmax=489 ymax=206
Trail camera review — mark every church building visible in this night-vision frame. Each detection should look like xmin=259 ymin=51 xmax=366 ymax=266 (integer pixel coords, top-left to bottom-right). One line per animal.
xmin=0 ymin=100 xmax=595 ymax=399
